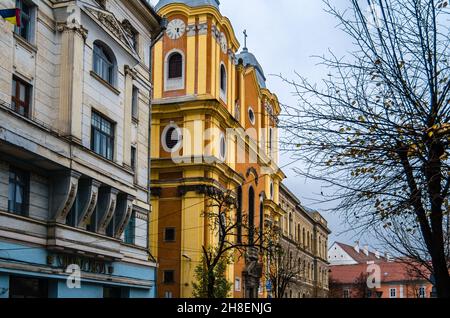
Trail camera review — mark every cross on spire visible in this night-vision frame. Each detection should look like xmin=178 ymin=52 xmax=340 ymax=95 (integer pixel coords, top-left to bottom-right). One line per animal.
xmin=243 ymin=29 xmax=248 ymax=49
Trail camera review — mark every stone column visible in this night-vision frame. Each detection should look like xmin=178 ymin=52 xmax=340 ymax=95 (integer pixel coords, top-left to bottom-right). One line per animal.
xmin=57 ymin=23 xmax=87 ymax=143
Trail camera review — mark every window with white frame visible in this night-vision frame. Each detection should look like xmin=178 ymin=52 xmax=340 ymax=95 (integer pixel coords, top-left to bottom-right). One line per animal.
xmin=93 ymin=41 xmax=117 ymax=86
xmin=418 ymin=286 xmax=426 ymax=298
xmin=220 ymin=63 xmax=227 ymax=102
xmin=165 ymin=50 xmax=184 ymax=91
xmin=235 ymin=278 xmax=241 ymax=292
xmin=219 ymin=132 xmax=226 ymax=161
xmin=162 ymin=123 xmax=182 ymax=153
xmin=390 ymin=288 xmax=397 ymax=298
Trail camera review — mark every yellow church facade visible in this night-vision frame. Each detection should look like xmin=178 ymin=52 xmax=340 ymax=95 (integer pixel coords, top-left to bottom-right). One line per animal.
xmin=150 ymin=0 xmax=285 ymax=298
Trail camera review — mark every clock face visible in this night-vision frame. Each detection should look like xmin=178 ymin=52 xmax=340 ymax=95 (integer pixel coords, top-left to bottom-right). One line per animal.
xmin=166 ymin=19 xmax=186 ymax=40
xmin=220 ymin=32 xmax=227 ymax=54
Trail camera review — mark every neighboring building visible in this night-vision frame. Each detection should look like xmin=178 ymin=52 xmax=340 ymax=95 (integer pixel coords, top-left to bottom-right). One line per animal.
xmin=150 ymin=0 xmax=285 ymax=298
xmin=328 ymin=241 xmax=387 ymax=265
xmin=0 ymin=0 xmax=163 ymax=298
xmin=278 ymin=184 xmax=331 ymax=298
xmin=329 ymin=261 xmax=433 ymax=299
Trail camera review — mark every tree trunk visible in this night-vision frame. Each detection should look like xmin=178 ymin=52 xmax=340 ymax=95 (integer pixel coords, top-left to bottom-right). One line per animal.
xmin=207 ymin=269 xmax=215 ymax=298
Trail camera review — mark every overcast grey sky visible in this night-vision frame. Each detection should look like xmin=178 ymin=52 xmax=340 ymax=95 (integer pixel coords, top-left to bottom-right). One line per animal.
xmin=150 ymin=0 xmax=367 ymax=246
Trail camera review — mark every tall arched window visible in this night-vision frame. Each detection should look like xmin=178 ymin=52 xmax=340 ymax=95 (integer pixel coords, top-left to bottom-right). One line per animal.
xmin=168 ymin=52 xmax=183 ymax=79
xmin=248 ymin=186 xmax=255 ymax=245
xmin=237 ymin=186 xmax=243 ymax=243
xmin=289 ymin=213 xmax=293 ymax=238
xmin=220 ymin=64 xmax=227 ymax=101
xmin=259 ymin=193 xmax=264 ymax=246
xmin=269 ymin=127 xmax=273 ymax=154
xmin=93 ymin=41 xmax=116 ymax=85
xmin=302 ymin=228 xmax=306 ymax=248
xmin=165 ymin=50 xmax=184 ymax=91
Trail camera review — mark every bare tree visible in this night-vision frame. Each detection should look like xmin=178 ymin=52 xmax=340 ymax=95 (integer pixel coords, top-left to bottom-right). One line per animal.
xmin=266 ymin=242 xmax=302 ymax=298
xmin=281 ymin=0 xmax=450 ymax=297
xmin=193 ymin=186 xmax=270 ymax=298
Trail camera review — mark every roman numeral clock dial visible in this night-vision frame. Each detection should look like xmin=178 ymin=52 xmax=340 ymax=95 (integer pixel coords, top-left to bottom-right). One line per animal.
xmin=166 ymin=19 xmax=186 ymax=40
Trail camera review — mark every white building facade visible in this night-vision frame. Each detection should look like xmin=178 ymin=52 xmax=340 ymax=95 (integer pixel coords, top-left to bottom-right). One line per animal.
xmin=0 ymin=0 xmax=163 ymax=298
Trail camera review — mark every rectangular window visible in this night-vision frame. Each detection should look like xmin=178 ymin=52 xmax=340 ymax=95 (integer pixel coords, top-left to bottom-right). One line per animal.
xmin=131 ymin=146 xmax=137 ymax=172
xmin=164 ymin=291 xmax=173 ymax=298
xmin=419 ymin=287 xmax=426 ymax=298
xmin=343 ymin=289 xmax=350 ymax=298
xmin=164 ymin=228 xmax=176 ymax=242
xmin=9 ymin=276 xmax=48 ymax=298
xmin=163 ymin=270 xmax=175 ymax=284
xmin=11 ymin=76 xmax=31 ymax=117
xmin=131 ymin=86 xmax=139 ymax=120
xmin=390 ymin=288 xmax=397 ymax=298
xmin=91 ymin=111 xmax=115 ymax=160
xmin=235 ymin=278 xmax=241 ymax=292
xmin=8 ymin=167 xmax=29 ymax=216
xmin=124 ymin=212 xmax=136 ymax=245
xmin=15 ymin=0 xmax=33 ymax=42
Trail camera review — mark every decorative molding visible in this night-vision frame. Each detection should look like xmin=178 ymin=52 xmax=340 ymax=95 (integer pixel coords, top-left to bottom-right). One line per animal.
xmin=77 ymin=179 xmax=102 ymax=228
xmin=124 ymin=65 xmax=137 ymax=79
xmin=198 ymin=23 xmax=208 ymax=36
xmin=246 ymin=167 xmax=259 ymax=185
xmin=56 ymin=22 xmax=88 ymax=40
xmin=114 ymin=194 xmax=135 ymax=239
xmin=186 ymin=24 xmax=197 ymax=37
xmin=97 ymin=187 xmax=119 ymax=234
xmin=84 ymin=6 xmax=136 ymax=54
xmin=52 ymin=171 xmax=82 ymax=223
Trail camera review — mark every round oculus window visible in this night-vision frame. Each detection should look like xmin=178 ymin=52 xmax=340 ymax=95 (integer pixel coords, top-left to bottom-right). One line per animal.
xmin=219 ymin=133 xmax=226 ymax=160
xmin=162 ymin=124 xmax=182 ymax=152
xmin=248 ymin=107 xmax=256 ymax=125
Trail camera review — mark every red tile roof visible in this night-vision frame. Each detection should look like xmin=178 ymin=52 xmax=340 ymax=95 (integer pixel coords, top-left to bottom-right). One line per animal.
xmin=330 ymin=261 xmax=431 ymax=284
xmin=336 ymin=242 xmax=387 ymax=263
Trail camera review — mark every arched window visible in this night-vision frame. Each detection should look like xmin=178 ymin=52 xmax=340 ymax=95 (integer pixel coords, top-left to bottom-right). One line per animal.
xmin=237 ymin=186 xmax=243 ymax=243
xmin=259 ymin=193 xmax=264 ymax=246
xmin=302 ymin=228 xmax=306 ymax=248
xmin=307 ymin=231 xmax=310 ymax=249
xmin=220 ymin=64 xmax=227 ymax=101
xmin=269 ymin=127 xmax=273 ymax=154
xmin=248 ymin=186 xmax=255 ymax=245
xmin=165 ymin=50 xmax=184 ymax=91
xmin=93 ymin=41 xmax=116 ymax=85
xmin=168 ymin=52 xmax=183 ymax=79
xmin=289 ymin=213 xmax=293 ymax=237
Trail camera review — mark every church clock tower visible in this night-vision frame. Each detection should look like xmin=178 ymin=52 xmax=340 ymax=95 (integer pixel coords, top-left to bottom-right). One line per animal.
xmin=151 ymin=0 xmax=285 ymax=298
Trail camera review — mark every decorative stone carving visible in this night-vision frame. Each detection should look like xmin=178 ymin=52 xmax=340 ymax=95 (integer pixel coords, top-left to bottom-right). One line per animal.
xmin=197 ymin=23 xmax=208 ymax=35
xmin=84 ymin=6 xmax=136 ymax=52
xmin=97 ymin=187 xmax=120 ymax=234
xmin=51 ymin=170 xmax=82 ymax=223
xmin=56 ymin=23 xmax=88 ymax=40
xmin=114 ymin=194 xmax=135 ymax=239
xmin=77 ymin=179 xmax=102 ymax=228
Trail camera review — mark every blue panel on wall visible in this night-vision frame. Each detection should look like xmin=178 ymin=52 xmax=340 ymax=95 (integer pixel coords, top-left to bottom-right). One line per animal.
xmin=0 ymin=242 xmax=48 ymax=266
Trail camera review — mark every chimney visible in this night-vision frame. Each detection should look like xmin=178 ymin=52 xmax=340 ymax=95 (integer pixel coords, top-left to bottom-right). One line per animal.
xmin=385 ymin=252 xmax=393 ymax=262
xmin=354 ymin=241 xmax=360 ymax=253
xmin=363 ymin=245 xmax=369 ymax=256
